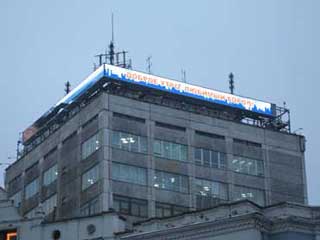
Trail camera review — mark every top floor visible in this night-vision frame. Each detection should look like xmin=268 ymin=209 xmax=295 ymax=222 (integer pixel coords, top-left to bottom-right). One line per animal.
xmin=19 ymin=64 xmax=293 ymax=159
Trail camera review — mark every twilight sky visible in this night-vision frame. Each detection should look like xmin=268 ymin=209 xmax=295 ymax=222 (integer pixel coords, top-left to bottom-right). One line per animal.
xmin=0 ymin=0 xmax=319 ymax=204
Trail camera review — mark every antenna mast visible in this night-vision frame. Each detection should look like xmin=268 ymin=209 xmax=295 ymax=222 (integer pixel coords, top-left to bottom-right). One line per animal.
xmin=146 ymin=56 xmax=152 ymax=73
xmin=94 ymin=13 xmax=132 ymax=69
xmin=111 ymin=12 xmax=114 ymax=43
xmin=229 ymin=72 xmax=234 ymax=94
xmin=181 ymin=69 xmax=186 ymax=83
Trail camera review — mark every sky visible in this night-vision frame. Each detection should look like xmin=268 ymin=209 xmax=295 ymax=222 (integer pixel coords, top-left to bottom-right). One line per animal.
xmin=0 ymin=0 xmax=319 ymax=204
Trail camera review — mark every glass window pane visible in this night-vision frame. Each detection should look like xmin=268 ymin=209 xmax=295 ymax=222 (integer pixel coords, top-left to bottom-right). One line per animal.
xmin=120 ymin=132 xmax=130 ymax=150
xmin=180 ymin=145 xmax=187 ymax=161
xmin=203 ymin=149 xmax=210 ymax=167
xmin=111 ymin=131 xmax=121 ymax=147
xmin=231 ymin=156 xmax=264 ymax=177
xmin=154 ymin=170 xmax=188 ymax=193
xmin=112 ymin=162 xmax=147 ymax=185
xmin=194 ymin=148 xmax=202 ymax=165
xmin=82 ymin=133 xmax=100 ymax=160
xmin=211 ymin=151 xmax=219 ymax=168
xmin=153 ymin=140 xmax=162 ymax=156
xmin=43 ymin=164 xmax=58 ymax=186
xmin=82 ymin=165 xmax=99 ymax=190
xmin=219 ymin=153 xmax=227 ymax=169
xmin=163 ymin=141 xmax=171 ymax=159
xmin=140 ymin=137 xmax=148 ymax=153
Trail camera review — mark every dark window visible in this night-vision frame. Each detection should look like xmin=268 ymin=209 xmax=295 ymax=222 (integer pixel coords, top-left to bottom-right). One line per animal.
xmin=155 ymin=202 xmax=188 ymax=218
xmin=80 ymin=198 xmax=99 ymax=216
xmin=195 ymin=130 xmax=225 ymax=140
xmin=82 ymin=115 xmax=98 ymax=129
xmin=113 ymin=112 xmax=145 ymax=123
xmin=234 ymin=138 xmax=261 ymax=148
xmin=113 ymin=195 xmax=148 ymax=217
xmin=155 ymin=121 xmax=186 ymax=132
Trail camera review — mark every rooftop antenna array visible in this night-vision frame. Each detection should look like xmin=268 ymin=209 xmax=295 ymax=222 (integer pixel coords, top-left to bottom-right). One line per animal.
xmin=94 ymin=13 xmax=132 ymax=69
xmin=229 ymin=72 xmax=234 ymax=94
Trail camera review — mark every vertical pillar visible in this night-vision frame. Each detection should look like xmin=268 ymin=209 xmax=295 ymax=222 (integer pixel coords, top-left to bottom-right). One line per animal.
xmin=147 ymin=118 xmax=156 ymax=218
xmin=225 ymin=136 xmax=234 ymax=201
xmin=99 ymin=109 xmax=112 ymax=212
xmin=187 ymin=128 xmax=196 ymax=211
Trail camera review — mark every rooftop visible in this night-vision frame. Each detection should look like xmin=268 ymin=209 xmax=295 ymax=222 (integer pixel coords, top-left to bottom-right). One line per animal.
xmin=19 ymin=64 xmax=291 ymax=159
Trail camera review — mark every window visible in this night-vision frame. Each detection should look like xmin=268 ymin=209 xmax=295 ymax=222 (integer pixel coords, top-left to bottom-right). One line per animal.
xmin=234 ymin=138 xmax=261 ymax=148
xmin=80 ymin=198 xmax=99 ymax=216
xmin=82 ymin=165 xmax=99 ymax=190
xmin=154 ymin=171 xmax=189 ymax=193
xmin=230 ymin=156 xmax=264 ymax=176
xmin=113 ymin=112 xmax=145 ymax=123
xmin=25 ymin=178 xmax=39 ymax=199
xmin=153 ymin=140 xmax=187 ymax=162
xmin=155 ymin=202 xmax=188 ymax=218
xmin=111 ymin=131 xmax=147 ymax=154
xmin=195 ymin=130 xmax=225 ymax=140
xmin=43 ymin=164 xmax=58 ymax=186
xmin=113 ymin=195 xmax=147 ymax=217
xmin=10 ymin=191 xmax=21 ymax=208
xmin=112 ymin=162 xmax=147 ymax=185
xmin=194 ymin=147 xmax=226 ymax=169
xmin=42 ymin=194 xmax=57 ymax=215
xmin=25 ymin=208 xmax=37 ymax=219
xmin=155 ymin=121 xmax=186 ymax=131
xmin=233 ymin=185 xmax=265 ymax=206
xmin=195 ymin=178 xmax=228 ymax=200
xmin=81 ymin=133 xmax=100 ymax=160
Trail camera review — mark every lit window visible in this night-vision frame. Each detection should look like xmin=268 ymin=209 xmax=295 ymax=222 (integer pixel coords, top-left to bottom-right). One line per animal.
xmin=195 ymin=178 xmax=228 ymax=200
xmin=112 ymin=162 xmax=147 ymax=185
xmin=233 ymin=185 xmax=265 ymax=206
xmin=230 ymin=156 xmax=264 ymax=176
xmin=82 ymin=165 xmax=99 ymax=190
xmin=43 ymin=164 xmax=58 ymax=186
xmin=111 ymin=131 xmax=147 ymax=154
xmin=154 ymin=171 xmax=189 ymax=193
xmin=81 ymin=133 xmax=100 ymax=160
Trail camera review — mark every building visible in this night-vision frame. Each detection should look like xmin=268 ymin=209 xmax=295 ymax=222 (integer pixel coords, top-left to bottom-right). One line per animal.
xmin=0 ymin=195 xmax=319 ymax=240
xmin=5 ymin=61 xmax=307 ymax=225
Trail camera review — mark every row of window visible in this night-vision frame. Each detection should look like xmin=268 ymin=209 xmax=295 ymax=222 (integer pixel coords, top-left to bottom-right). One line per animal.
xmin=109 ymin=162 xmax=264 ymax=206
xmin=113 ymin=195 xmax=189 ymax=218
xmin=25 ymin=194 xmax=57 ymax=218
xmin=12 ymin=157 xmax=264 ymax=211
xmin=82 ymin=131 xmax=264 ymax=177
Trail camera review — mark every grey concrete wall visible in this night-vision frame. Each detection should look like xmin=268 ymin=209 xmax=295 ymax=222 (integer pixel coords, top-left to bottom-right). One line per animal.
xmin=5 ymin=91 xmax=307 ymax=221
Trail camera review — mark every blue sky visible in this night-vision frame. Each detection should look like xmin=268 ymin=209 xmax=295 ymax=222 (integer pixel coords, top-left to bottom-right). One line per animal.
xmin=0 ymin=0 xmax=319 ymax=204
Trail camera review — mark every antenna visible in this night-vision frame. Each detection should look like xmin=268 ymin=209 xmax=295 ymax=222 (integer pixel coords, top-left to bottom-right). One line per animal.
xmin=181 ymin=69 xmax=186 ymax=83
xmin=109 ymin=13 xmax=115 ymax=65
xmin=146 ymin=56 xmax=152 ymax=73
xmin=229 ymin=72 xmax=234 ymax=94
xmin=111 ymin=12 xmax=114 ymax=43
xmin=94 ymin=13 xmax=132 ymax=69
xmin=65 ymin=81 xmax=71 ymax=95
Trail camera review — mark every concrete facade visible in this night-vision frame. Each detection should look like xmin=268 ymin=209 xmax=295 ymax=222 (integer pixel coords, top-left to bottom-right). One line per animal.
xmin=5 ymin=87 xmax=307 ymax=221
